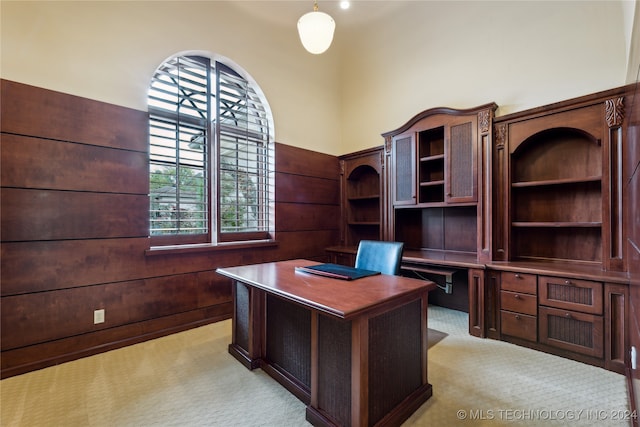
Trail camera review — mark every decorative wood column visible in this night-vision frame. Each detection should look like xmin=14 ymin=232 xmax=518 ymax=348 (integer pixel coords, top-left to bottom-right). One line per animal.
xmin=604 ymin=97 xmax=625 ymax=272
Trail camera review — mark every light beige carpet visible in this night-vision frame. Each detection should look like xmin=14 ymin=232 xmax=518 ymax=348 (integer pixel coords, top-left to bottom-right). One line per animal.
xmin=1 ymin=306 xmax=631 ymax=426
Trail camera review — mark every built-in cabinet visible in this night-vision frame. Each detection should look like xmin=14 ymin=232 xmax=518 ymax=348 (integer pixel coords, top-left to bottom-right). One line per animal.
xmin=385 ymin=105 xmax=496 ymax=259
xmin=490 ymin=265 xmax=628 ymax=373
xmin=500 ymin=272 xmax=537 ymax=342
xmin=327 ymin=147 xmax=383 ymax=266
xmin=486 ymin=87 xmax=633 ymax=374
xmin=392 ymin=118 xmax=478 ymax=206
xmin=383 ymin=105 xmax=497 ymax=313
xmin=503 ymin=107 xmax=607 ymax=265
xmin=330 ymin=85 xmax=635 ymax=376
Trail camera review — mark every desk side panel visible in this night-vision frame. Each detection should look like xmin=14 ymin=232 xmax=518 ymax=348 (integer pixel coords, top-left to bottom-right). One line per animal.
xmin=369 ymin=299 xmax=423 ymax=425
xmin=317 ymin=315 xmax=352 ymax=426
xmin=266 ymin=295 xmax=312 ymax=389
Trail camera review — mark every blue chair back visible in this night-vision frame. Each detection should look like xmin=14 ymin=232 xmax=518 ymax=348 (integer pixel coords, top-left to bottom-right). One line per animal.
xmin=354 ymin=240 xmax=404 ymax=276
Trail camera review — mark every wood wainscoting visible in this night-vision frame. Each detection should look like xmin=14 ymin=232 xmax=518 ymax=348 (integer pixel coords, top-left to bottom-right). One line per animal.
xmin=0 ymin=79 xmax=340 ymax=378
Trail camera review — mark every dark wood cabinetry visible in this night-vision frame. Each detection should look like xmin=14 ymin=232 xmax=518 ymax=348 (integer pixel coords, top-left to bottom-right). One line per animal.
xmin=385 ymin=105 xmax=496 ymax=260
xmin=487 ymin=85 xmax=634 ymax=374
xmin=341 ymin=147 xmax=383 ymax=246
xmin=508 ymin=121 xmax=604 ymax=264
xmin=490 ymin=263 xmax=629 ymax=373
xmin=500 ymin=272 xmax=537 ymax=342
xmin=327 ymin=147 xmax=383 ymax=266
xmin=383 ymin=105 xmax=496 ymax=313
xmin=494 ymin=94 xmax=628 ymax=271
xmin=392 ymin=117 xmax=479 ymax=206
xmin=333 ymin=85 xmax=634 ymax=376
xmin=538 ymin=276 xmax=604 ymax=358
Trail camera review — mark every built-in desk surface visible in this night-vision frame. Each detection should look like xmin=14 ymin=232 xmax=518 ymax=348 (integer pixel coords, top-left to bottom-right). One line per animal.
xmin=326 ymin=245 xmax=484 ymax=269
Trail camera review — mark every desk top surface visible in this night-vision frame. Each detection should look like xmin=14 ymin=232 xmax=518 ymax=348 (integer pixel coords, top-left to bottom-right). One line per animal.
xmin=216 ymin=259 xmax=436 ymax=319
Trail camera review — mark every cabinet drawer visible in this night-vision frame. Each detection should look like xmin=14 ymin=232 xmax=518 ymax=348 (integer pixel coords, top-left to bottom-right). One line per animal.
xmin=500 ymin=291 xmax=537 ymax=316
xmin=501 ymin=311 xmax=537 ymax=342
xmin=500 ymin=272 xmax=537 ymax=294
xmin=539 ymin=276 xmax=603 ymax=315
xmin=539 ymin=306 xmax=603 ymax=358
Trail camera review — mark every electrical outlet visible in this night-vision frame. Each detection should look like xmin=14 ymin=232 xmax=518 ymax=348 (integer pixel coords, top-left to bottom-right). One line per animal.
xmin=632 ymin=346 xmax=637 ymax=370
xmin=94 ymin=309 xmax=105 ymax=324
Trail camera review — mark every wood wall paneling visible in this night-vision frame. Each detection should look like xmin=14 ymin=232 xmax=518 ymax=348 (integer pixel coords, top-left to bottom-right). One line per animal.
xmin=0 ymin=80 xmax=341 ymax=378
xmin=277 ymin=203 xmax=339 ymax=232
xmin=1 ymin=80 xmax=148 ymax=151
xmin=1 ymin=133 xmax=148 ymax=193
xmin=275 ymin=142 xmax=340 ymax=179
xmin=1 ymin=305 xmax=232 ymax=378
xmin=1 ymin=188 xmax=149 ymax=241
xmin=275 ymin=172 xmax=340 ymax=205
xmin=1 ymin=273 xmax=232 ymax=351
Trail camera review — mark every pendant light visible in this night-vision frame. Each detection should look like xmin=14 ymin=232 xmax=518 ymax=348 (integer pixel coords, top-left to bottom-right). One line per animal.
xmin=297 ymin=0 xmax=335 ymax=55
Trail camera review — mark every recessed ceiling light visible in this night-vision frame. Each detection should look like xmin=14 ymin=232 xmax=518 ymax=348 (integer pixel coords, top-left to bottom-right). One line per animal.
xmin=340 ymin=1 xmax=350 ymax=10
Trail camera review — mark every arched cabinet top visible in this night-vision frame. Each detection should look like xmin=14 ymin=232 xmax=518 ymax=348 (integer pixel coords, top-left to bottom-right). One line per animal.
xmin=512 ymin=126 xmax=600 ymax=156
xmin=339 ymin=146 xmax=383 ymax=176
xmin=347 ymin=164 xmax=379 ymax=181
xmin=381 ymin=102 xmax=498 ymax=140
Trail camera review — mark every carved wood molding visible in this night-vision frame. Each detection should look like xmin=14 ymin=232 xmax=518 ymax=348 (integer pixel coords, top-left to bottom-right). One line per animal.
xmin=494 ymin=123 xmax=507 ymax=150
xmin=384 ymin=135 xmax=393 ymax=154
xmin=478 ymin=110 xmax=491 ymax=133
xmin=605 ymin=97 xmax=624 ymax=128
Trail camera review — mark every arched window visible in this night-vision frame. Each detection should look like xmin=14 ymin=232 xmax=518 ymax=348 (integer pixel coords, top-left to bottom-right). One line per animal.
xmin=148 ymin=55 xmax=274 ymax=246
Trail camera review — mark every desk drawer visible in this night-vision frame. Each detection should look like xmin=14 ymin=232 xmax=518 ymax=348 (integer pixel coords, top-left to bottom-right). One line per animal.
xmin=539 ymin=276 xmax=603 ymax=315
xmin=501 ymin=311 xmax=537 ymax=342
xmin=500 ymin=290 xmax=537 ymax=316
xmin=501 ymin=272 xmax=537 ymax=294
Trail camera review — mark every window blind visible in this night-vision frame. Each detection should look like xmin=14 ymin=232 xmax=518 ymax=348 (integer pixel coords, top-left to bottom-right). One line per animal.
xmin=148 ymin=55 xmax=273 ymax=243
xmin=217 ymin=64 xmax=273 ymax=236
xmin=149 ymin=56 xmax=209 ymax=237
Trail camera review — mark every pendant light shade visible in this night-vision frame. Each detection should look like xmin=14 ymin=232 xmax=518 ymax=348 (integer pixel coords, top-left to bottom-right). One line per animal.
xmin=297 ymin=1 xmax=335 ymax=54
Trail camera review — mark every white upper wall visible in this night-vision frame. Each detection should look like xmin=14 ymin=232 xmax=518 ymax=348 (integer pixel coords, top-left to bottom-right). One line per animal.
xmin=0 ymin=1 xmax=343 ymax=154
xmin=1 ymin=1 xmax=636 ymax=156
xmin=623 ymin=0 xmax=640 ymax=83
xmin=339 ymin=0 xmax=632 ymax=153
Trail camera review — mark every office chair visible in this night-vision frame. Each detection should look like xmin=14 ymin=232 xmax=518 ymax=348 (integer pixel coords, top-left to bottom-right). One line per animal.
xmin=354 ymin=240 xmax=404 ymax=276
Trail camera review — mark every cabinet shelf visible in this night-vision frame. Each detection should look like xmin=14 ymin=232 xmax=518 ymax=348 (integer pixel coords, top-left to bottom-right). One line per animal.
xmin=512 ymin=176 xmax=601 ymax=188
xmin=420 ymin=154 xmax=445 ymax=162
xmin=419 ymin=180 xmax=444 ymax=187
xmin=512 ymin=221 xmax=602 ymax=228
xmin=396 ymin=201 xmax=477 ymax=209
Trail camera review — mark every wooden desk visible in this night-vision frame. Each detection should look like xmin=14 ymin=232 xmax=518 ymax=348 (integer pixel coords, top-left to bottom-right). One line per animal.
xmin=216 ymin=259 xmax=437 ymax=427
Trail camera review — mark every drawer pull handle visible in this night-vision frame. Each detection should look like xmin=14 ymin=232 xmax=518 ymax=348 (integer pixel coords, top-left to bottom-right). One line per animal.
xmin=515 ymin=314 xmax=521 ymax=320
xmin=564 ymin=280 xmax=573 ymax=286
xmin=515 ymin=274 xmax=521 ymax=279
xmin=514 ymin=294 xmax=520 ymax=299
xmin=565 ymin=312 xmax=571 ymax=319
